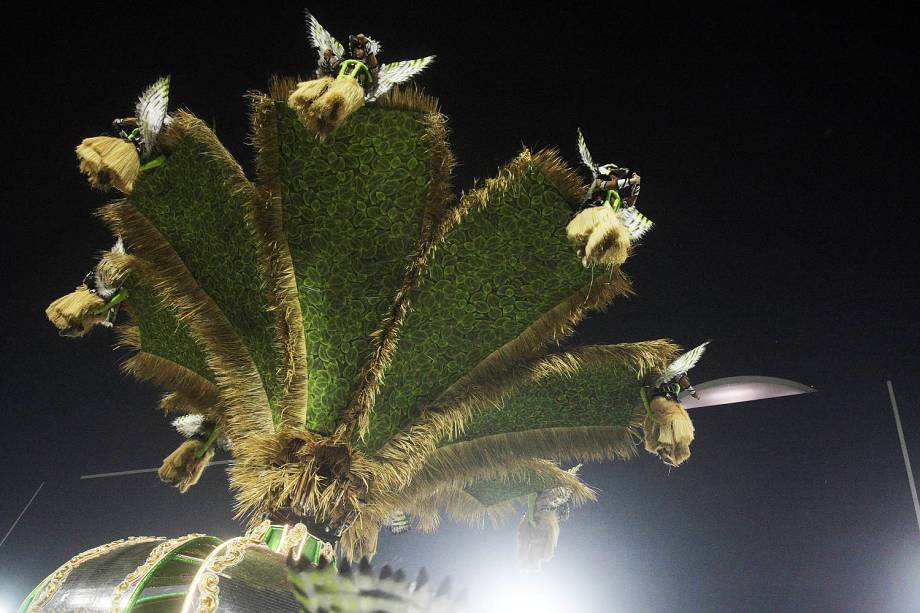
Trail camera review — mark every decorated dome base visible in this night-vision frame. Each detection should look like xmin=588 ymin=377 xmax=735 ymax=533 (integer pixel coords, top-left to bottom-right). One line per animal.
xmin=19 ymin=523 xmax=325 ymax=613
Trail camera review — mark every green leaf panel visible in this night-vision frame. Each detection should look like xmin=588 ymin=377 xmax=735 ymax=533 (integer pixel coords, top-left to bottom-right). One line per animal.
xmin=128 ymin=125 xmax=280 ymax=414
xmin=363 ymin=166 xmax=591 ymax=453
xmin=464 ymin=471 xmax=563 ymax=507
xmin=274 ymin=103 xmax=436 ymax=433
xmin=123 ymin=275 xmax=213 ymax=382
xmin=455 ymin=361 xmax=642 ymax=443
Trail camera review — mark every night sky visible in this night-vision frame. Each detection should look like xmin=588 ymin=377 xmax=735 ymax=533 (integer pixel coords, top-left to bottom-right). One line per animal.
xmin=1 ymin=5 xmax=918 ymax=612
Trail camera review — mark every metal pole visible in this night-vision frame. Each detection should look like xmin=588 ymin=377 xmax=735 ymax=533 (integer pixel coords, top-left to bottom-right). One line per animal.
xmin=886 ymin=380 xmax=920 ymax=534
xmin=0 ymin=482 xmax=45 ymax=551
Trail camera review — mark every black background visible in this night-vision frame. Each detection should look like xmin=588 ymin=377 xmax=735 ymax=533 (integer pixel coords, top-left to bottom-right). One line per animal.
xmin=1 ymin=4 xmax=918 ymax=611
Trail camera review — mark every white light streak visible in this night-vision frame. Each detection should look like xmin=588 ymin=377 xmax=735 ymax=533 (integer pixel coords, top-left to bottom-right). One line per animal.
xmin=0 ymin=482 xmax=44 ymax=551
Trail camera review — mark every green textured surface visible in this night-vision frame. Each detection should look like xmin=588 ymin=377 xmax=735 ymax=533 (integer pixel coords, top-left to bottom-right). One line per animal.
xmin=275 ymin=103 xmax=435 ymax=433
xmin=464 ymin=470 xmax=563 ymax=507
xmin=362 ymin=167 xmax=591 ymax=454
xmin=124 ymin=275 xmax=213 ymax=382
xmin=455 ymin=361 xmax=642 ymax=443
xmin=129 ymin=129 xmax=281 ymax=415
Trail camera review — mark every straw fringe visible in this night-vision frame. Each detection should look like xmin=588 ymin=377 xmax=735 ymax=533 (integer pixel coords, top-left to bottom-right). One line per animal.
xmin=158 ymin=391 xmax=222 ymax=421
xmin=398 ymin=457 xmax=594 ymax=519
xmin=404 ymin=460 xmax=594 ymax=529
xmin=268 ymin=75 xmax=304 ymax=103
xmin=374 ymin=86 xmax=441 ymax=115
xmin=445 ymin=491 xmax=516 ymax=529
xmin=336 ymin=459 xmax=593 ymax=558
xmin=337 ymin=511 xmax=383 ymax=561
xmin=529 ymin=340 xmax=678 ymax=382
xmin=97 ymin=205 xmax=274 ymax=443
xmin=248 ymin=94 xmax=310 ymax=429
xmin=116 ymin=324 xmax=221 ymax=412
xmin=406 ymin=494 xmax=441 ymax=534
xmin=345 ymin=109 xmax=456 ymax=438
xmin=229 ymin=427 xmax=378 ymax=530
xmin=423 ymin=426 xmax=640 ymax=476
xmin=372 ymin=270 xmax=635 ymax=489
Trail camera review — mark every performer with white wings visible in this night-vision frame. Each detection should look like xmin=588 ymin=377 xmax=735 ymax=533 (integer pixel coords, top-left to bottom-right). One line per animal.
xmin=45 ymin=238 xmax=129 ymax=338
xmin=75 ymin=76 xmax=171 ymax=194
xmin=566 ymin=129 xmax=653 ymax=267
xmin=159 ymin=414 xmax=231 ymax=493
xmin=517 ymin=465 xmax=581 ymax=572
xmin=641 ymin=342 xmax=709 ymax=466
xmin=381 ymin=510 xmax=412 ymax=535
xmin=289 ymin=10 xmax=435 ymax=137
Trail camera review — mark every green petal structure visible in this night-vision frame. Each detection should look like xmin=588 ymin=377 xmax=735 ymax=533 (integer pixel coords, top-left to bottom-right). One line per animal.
xmin=53 ymin=76 xmax=701 ymax=564
xmin=270 ymin=102 xmax=448 ymax=433
xmin=455 ymin=341 xmax=677 ymax=446
xmin=362 ymin=150 xmax=591 ymax=453
xmin=125 ymin=113 xmax=283 ymax=417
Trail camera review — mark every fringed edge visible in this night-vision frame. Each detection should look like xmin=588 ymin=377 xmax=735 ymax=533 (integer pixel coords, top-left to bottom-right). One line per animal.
xmin=229 ymin=427 xmax=378 ymax=528
xmin=528 ymin=148 xmax=589 ymax=208
xmin=336 ymin=460 xmax=593 ymax=558
xmin=267 ymin=75 xmax=304 ymax=103
xmin=357 ymin=149 xmax=606 ymax=469
xmin=248 ymin=93 xmax=310 ymax=429
xmin=405 ymin=493 xmax=442 ymax=534
xmin=158 ymin=390 xmax=222 ymax=420
xmin=345 ymin=109 xmax=456 ymax=438
xmin=445 ymin=492 xmax=517 ymax=529
xmin=374 ymin=85 xmax=441 ymax=115
xmin=428 ymin=426 xmax=640 ymax=470
xmin=161 ymin=111 xmax=264 ymax=206
xmin=529 ymin=340 xmax=678 ymax=383
xmin=370 ymin=270 xmax=635 ymax=489
xmin=337 ymin=512 xmax=383 ymax=561
xmin=116 ymin=324 xmax=221 ymax=413
xmin=158 ymin=110 xmax=303 ymax=429
xmin=402 ymin=460 xmax=595 ymax=530
xmin=98 ymin=206 xmax=274 ymax=444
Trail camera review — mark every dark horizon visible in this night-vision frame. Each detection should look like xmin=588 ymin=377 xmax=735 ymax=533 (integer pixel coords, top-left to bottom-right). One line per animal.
xmin=1 ymin=5 xmax=918 ymax=611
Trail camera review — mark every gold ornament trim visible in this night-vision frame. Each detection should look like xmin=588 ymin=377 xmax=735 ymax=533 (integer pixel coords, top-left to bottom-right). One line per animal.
xmin=279 ymin=522 xmax=308 ymax=558
xmin=318 ymin=541 xmax=336 ymax=563
xmin=245 ymin=518 xmax=272 ymax=543
xmin=184 ymin=520 xmax=272 ymax=613
xmin=110 ymin=533 xmax=207 ymax=613
xmin=28 ymin=536 xmax=163 ymax=612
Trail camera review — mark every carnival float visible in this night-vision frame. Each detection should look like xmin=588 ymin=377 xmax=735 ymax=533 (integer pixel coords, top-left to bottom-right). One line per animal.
xmin=23 ymin=10 xmax=812 ymax=613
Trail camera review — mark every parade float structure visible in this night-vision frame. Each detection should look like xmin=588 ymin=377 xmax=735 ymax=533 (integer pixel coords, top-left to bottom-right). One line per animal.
xmin=23 ymin=12 xmax=813 ymax=613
